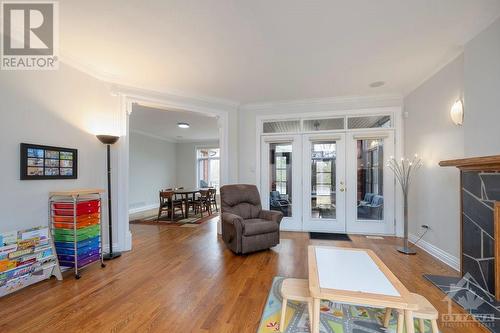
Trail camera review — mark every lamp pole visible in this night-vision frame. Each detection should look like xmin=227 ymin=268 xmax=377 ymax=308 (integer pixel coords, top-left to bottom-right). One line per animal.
xmin=387 ymin=154 xmax=422 ymax=255
xmin=96 ymin=135 xmax=121 ymax=260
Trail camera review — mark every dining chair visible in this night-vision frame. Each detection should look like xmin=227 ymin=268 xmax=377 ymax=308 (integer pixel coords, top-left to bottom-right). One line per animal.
xmin=208 ymin=188 xmax=218 ymax=212
xmin=193 ymin=189 xmax=212 ymax=217
xmin=173 ymin=187 xmax=184 ymax=201
xmin=157 ymin=190 xmax=184 ymax=222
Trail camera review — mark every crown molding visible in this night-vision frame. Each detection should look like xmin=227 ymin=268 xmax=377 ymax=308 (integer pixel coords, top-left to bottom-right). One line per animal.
xmin=61 ymin=51 xmax=404 ymax=113
xmin=240 ymin=94 xmax=403 ymax=112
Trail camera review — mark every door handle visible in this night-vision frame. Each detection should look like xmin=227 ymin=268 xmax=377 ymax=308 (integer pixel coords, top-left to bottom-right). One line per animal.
xmin=339 ymin=182 xmax=346 ymax=192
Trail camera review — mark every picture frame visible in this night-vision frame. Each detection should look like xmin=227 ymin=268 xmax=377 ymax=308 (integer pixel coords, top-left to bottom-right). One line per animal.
xmin=20 ymin=143 xmax=78 ymax=180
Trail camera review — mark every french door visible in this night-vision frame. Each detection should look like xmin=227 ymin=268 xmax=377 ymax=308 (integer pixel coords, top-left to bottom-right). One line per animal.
xmin=261 ymin=131 xmax=395 ymax=235
xmin=260 ymin=135 xmax=302 ymax=230
xmin=345 ymin=132 xmax=395 ymax=234
xmin=302 ymin=134 xmax=346 ymax=232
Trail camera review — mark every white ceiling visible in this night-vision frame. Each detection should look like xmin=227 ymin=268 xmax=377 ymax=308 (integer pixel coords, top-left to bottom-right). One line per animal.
xmin=60 ymin=0 xmax=500 ymax=103
xmin=130 ymin=104 xmax=219 ymax=142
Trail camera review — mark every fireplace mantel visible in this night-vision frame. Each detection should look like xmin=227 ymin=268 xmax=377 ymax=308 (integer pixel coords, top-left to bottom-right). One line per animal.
xmin=440 ymin=155 xmax=500 ymax=171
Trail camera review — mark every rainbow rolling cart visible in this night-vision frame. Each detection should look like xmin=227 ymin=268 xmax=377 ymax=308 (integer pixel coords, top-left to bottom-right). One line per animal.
xmin=49 ymin=189 xmax=106 ymax=279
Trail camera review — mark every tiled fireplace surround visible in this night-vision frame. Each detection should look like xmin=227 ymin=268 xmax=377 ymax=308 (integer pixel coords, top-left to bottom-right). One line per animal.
xmin=461 ymin=171 xmax=500 ymax=296
xmin=424 ymin=156 xmax=500 ymax=332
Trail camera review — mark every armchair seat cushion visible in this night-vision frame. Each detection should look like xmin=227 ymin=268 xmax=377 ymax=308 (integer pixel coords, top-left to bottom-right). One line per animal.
xmin=242 ymin=219 xmax=279 ymax=236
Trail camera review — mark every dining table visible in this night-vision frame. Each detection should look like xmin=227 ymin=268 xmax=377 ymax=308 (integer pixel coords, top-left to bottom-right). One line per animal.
xmin=172 ymin=188 xmax=209 ymax=218
xmin=308 ymin=245 xmax=418 ymax=333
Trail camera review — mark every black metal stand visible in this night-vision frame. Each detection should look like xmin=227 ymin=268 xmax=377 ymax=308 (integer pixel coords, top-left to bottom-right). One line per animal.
xmin=103 ymin=144 xmax=121 ymax=260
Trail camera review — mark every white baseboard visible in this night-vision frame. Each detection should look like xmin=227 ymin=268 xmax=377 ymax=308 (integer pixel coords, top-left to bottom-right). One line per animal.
xmin=128 ymin=204 xmax=158 ymax=215
xmin=409 ymin=233 xmax=460 ymax=272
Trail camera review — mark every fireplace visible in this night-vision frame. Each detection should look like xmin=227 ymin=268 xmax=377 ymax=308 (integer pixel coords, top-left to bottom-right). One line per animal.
xmin=439 ymin=155 xmax=500 ymax=300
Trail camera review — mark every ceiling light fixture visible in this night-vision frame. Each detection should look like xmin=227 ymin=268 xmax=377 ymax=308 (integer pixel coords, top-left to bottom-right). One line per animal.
xmin=369 ymin=81 xmax=385 ymax=88
xmin=450 ymin=100 xmax=464 ymax=126
xmin=177 ymin=122 xmax=190 ymax=129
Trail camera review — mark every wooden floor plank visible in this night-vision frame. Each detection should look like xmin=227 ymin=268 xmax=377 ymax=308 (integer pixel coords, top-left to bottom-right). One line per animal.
xmin=0 ymin=216 xmax=487 ymax=332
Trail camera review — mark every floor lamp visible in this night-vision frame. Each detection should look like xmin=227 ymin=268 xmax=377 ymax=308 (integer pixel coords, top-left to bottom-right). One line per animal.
xmin=387 ymin=155 xmax=422 ymax=255
xmin=96 ymin=135 xmax=121 ymax=260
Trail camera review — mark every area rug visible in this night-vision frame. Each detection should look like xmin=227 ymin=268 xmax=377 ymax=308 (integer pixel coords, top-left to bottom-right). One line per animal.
xmin=258 ymin=276 xmax=437 ymax=333
xmin=130 ymin=213 xmax=217 ymax=226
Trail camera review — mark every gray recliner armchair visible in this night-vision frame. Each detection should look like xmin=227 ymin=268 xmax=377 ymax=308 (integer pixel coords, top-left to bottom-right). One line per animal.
xmin=220 ymin=184 xmax=283 ymax=254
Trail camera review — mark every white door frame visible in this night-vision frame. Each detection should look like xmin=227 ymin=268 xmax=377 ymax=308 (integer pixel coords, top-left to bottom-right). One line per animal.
xmin=113 ymin=87 xmax=233 ymax=251
xmin=302 ymin=133 xmax=346 ymax=233
xmin=255 ymin=106 xmax=404 ymax=236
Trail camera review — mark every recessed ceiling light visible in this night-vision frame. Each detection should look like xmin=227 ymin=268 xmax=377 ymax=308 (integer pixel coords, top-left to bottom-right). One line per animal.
xmin=369 ymin=81 xmax=385 ymax=88
xmin=177 ymin=122 xmax=190 ymax=129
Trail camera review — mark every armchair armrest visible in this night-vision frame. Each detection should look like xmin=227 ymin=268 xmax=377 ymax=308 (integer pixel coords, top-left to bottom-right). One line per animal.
xmin=221 ymin=212 xmax=244 ymax=253
xmin=259 ymin=209 xmax=284 ymax=224
xmin=221 ymin=212 xmax=244 ymax=234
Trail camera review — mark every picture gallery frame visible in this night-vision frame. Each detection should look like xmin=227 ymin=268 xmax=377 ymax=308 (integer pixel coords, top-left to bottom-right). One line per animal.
xmin=20 ymin=143 xmax=78 ymax=180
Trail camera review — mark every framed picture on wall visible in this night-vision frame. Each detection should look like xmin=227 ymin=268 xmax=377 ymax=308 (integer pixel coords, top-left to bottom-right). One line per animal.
xmin=20 ymin=143 xmax=78 ymax=180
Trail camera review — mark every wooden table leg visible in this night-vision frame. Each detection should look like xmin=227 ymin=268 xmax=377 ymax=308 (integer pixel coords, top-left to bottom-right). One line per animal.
xmin=383 ymin=308 xmax=392 ymax=328
xmin=312 ymin=298 xmax=320 ymax=333
xmin=404 ymin=310 xmax=415 ymax=333
xmin=184 ymin=194 xmax=189 ymax=218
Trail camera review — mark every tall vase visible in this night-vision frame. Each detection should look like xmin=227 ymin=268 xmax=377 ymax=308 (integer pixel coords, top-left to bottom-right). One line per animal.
xmin=397 ymin=193 xmax=416 ymax=255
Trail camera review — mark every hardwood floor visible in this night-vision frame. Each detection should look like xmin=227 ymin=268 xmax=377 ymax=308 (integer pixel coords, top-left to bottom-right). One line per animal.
xmin=0 ymin=217 xmax=487 ymax=333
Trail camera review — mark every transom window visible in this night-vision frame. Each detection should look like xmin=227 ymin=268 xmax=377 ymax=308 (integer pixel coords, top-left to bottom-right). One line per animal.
xmin=262 ymin=114 xmax=392 ymax=134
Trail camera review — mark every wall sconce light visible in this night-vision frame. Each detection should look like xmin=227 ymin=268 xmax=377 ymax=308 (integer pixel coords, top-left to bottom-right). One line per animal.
xmin=450 ymin=100 xmax=464 ymax=126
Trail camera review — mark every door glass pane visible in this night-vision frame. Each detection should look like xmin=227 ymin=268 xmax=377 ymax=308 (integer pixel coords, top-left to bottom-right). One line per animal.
xmin=357 ymin=139 xmax=384 ymax=220
xmin=269 ymin=143 xmax=292 ymax=217
xmin=311 ymin=141 xmax=336 ymax=219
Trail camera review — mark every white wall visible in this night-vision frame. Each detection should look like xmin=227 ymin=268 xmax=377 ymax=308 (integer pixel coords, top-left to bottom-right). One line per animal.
xmin=176 ymin=141 xmax=219 ymax=189
xmin=402 ymin=17 xmax=500 ymax=268
xmin=0 ymin=63 xmax=120 ymax=238
xmin=464 ymin=17 xmax=500 ymax=156
xmin=129 ymin=132 xmax=177 ymax=211
xmin=404 ymin=55 xmax=464 ymax=262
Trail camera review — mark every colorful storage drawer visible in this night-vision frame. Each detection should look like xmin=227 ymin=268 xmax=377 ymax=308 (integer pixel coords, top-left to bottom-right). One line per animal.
xmin=55 ymin=243 xmax=100 ymax=256
xmin=54 ymin=236 xmax=100 ymax=250
xmin=53 ymin=200 xmax=100 ymax=210
xmin=57 ymin=249 xmax=100 ymax=263
xmin=59 ymin=254 xmax=100 ymax=269
xmin=53 ymin=213 xmax=100 ymax=229
xmin=53 ymin=225 xmax=100 ymax=242
xmin=53 ymin=200 xmax=100 ymax=216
